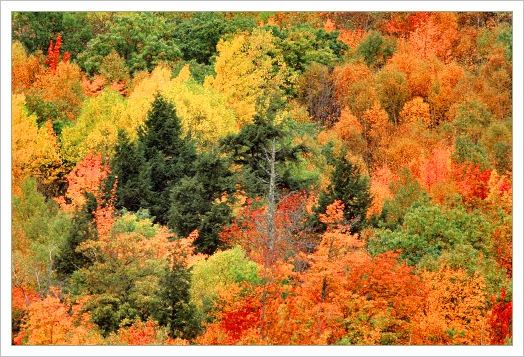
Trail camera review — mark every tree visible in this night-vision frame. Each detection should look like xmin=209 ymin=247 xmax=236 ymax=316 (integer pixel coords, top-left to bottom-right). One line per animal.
xmin=11 ymin=95 xmax=64 ymax=194
xmin=296 ymin=63 xmax=340 ymax=126
xmin=57 ymin=152 xmax=110 ymax=212
xmin=17 ymin=288 xmax=103 ymax=345
xmin=375 ymin=67 xmax=410 ymax=125
xmin=412 ymin=267 xmax=489 ymax=345
xmin=12 ymin=178 xmax=72 ymax=295
xmin=205 ymin=28 xmax=292 ymax=126
xmin=61 ymin=89 xmax=127 ymax=164
xmin=153 ymin=254 xmax=200 ymax=340
xmin=274 ymin=24 xmax=347 ymax=73
xmin=190 ymin=247 xmax=260 ymax=322
xmin=112 ymin=95 xmax=233 ymax=253
xmin=70 ymin=212 xmax=179 ymax=336
xmin=11 ymin=42 xmax=45 ymax=93
xmin=489 ymin=289 xmax=512 ymax=344
xmin=220 ymin=112 xmax=312 ymax=198
xmin=379 ymin=168 xmax=425 ymax=229
xmin=169 ymin=151 xmax=234 ymax=254
xmin=314 ymin=154 xmax=371 ymax=234
xmin=99 ymin=50 xmax=129 ymax=84
xmin=399 ymin=97 xmax=431 ymax=126
xmin=406 ymin=12 xmax=459 ymax=63
xmin=32 ymin=60 xmax=85 ymax=122
xmin=162 ymin=66 xmax=239 ymax=149
xmin=369 ymin=201 xmax=493 ymax=268
xmin=44 ymin=34 xmax=70 ymax=74
xmin=54 ymin=193 xmax=98 ymax=279
xmin=172 ymin=12 xmax=256 ymax=64
xmin=357 ymin=31 xmax=396 ymax=68
xmin=77 ymin=13 xmax=182 ymax=75
xmin=12 ymin=12 xmax=95 ymax=59
xmin=134 ymin=94 xmax=197 ymax=224
xmin=110 ymin=130 xmax=147 ymax=213
xmin=332 ymin=61 xmax=377 ymax=120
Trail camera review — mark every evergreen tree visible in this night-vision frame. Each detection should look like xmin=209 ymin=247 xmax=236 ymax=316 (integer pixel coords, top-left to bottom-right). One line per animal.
xmin=112 ymin=94 xmax=233 ymax=253
xmin=154 ymin=255 xmax=200 ymax=339
xmin=137 ymin=94 xmax=197 ymax=224
xmin=169 ymin=152 xmax=234 ymax=254
xmin=111 ymin=130 xmax=146 ymax=213
xmin=220 ymin=113 xmax=310 ymax=198
xmin=314 ymin=153 xmax=372 ymax=234
xmin=55 ymin=193 xmax=98 ymax=279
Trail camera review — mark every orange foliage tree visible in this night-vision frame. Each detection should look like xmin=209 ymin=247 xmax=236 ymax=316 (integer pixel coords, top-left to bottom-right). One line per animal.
xmin=15 ymin=288 xmax=103 ymax=345
xmin=412 ymin=267 xmax=489 ymax=345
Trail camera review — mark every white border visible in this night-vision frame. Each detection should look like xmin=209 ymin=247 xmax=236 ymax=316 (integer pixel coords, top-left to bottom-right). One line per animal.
xmin=1 ymin=1 xmax=523 ymax=356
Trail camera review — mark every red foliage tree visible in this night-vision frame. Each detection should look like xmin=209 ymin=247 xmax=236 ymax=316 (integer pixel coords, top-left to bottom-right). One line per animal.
xmin=489 ymin=289 xmax=512 ymax=344
xmin=45 ymin=34 xmax=70 ymax=74
xmin=453 ymin=162 xmax=491 ymax=204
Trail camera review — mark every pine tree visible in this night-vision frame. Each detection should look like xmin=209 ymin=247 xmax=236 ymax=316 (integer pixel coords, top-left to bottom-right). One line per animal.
xmin=220 ymin=113 xmax=309 ymax=198
xmin=314 ymin=154 xmax=372 ymax=234
xmin=137 ymin=94 xmax=197 ymax=224
xmin=55 ymin=193 xmax=98 ymax=279
xmin=112 ymin=95 xmax=233 ymax=253
xmin=154 ymin=255 xmax=199 ymax=340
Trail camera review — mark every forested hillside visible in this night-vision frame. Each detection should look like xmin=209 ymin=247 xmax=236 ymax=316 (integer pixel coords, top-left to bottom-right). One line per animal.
xmin=11 ymin=11 xmax=513 ymax=345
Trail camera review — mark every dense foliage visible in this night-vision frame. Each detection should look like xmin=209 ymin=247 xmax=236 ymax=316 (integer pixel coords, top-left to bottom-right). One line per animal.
xmin=11 ymin=11 xmax=513 ymax=346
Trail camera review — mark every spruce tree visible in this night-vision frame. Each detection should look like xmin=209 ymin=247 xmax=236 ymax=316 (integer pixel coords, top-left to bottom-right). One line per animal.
xmin=220 ymin=114 xmax=309 ymax=197
xmin=154 ymin=256 xmax=199 ymax=339
xmin=111 ymin=129 xmax=145 ymax=212
xmin=112 ymin=94 xmax=233 ymax=253
xmin=55 ymin=193 xmax=98 ymax=279
xmin=137 ymin=94 xmax=197 ymax=224
xmin=314 ymin=153 xmax=372 ymax=234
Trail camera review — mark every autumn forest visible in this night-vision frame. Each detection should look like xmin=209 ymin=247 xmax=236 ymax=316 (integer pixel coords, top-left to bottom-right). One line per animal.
xmin=11 ymin=11 xmax=513 ymax=346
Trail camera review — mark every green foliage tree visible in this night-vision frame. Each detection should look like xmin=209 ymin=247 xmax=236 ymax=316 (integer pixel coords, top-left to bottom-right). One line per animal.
xmin=379 ymin=169 xmax=426 ymax=229
xmin=357 ymin=31 xmax=396 ymax=68
xmin=12 ymin=12 xmax=94 ymax=58
xmin=12 ymin=177 xmax=72 ymax=294
xmin=77 ymin=13 xmax=182 ymax=75
xmin=135 ymin=94 xmax=197 ymax=224
xmin=55 ymin=193 xmax=97 ymax=279
xmin=368 ymin=201 xmax=493 ymax=267
xmin=153 ymin=255 xmax=199 ymax=339
xmin=220 ymin=111 xmax=313 ymax=198
xmin=481 ymin=120 xmax=512 ymax=174
xmin=271 ymin=24 xmax=347 ymax=74
xmin=453 ymin=136 xmax=491 ymax=170
xmin=190 ymin=246 xmax=260 ymax=322
xmin=111 ymin=130 xmax=148 ymax=213
xmin=169 ymin=152 xmax=234 ymax=254
xmin=314 ymin=153 xmax=372 ymax=234
xmin=172 ymin=12 xmax=256 ymax=65
xmin=112 ymin=95 xmax=233 ymax=253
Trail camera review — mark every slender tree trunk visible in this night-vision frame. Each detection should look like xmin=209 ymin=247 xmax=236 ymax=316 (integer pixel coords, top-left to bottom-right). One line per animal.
xmin=267 ymin=138 xmax=276 ymax=255
xmin=261 ymin=138 xmax=277 ymax=342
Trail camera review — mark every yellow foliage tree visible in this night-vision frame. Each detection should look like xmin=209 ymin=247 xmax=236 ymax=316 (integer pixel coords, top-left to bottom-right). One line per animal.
xmin=61 ymin=89 xmax=126 ymax=163
xmin=162 ymin=65 xmax=238 ymax=149
xmin=205 ymin=28 xmax=292 ymax=126
xmin=124 ymin=64 xmax=173 ymax=139
xmin=11 ymin=95 xmax=63 ymax=191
